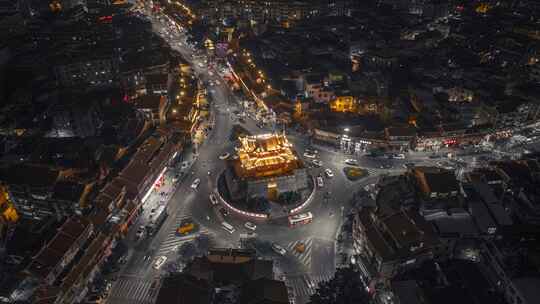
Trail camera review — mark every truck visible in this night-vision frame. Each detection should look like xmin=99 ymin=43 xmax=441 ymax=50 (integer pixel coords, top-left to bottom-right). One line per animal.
xmin=148 ymin=205 xmax=168 ymax=235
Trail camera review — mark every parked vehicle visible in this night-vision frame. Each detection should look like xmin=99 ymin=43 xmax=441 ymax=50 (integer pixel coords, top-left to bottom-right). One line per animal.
xmin=153 ymin=256 xmax=167 ymax=269
xmin=271 ymin=243 xmax=287 ymax=256
xmin=317 ymin=176 xmax=324 ymax=187
xmin=148 ymin=206 xmax=168 ymax=235
xmin=135 ymin=225 xmax=146 ymax=239
xmin=244 ymin=222 xmax=257 ymax=231
xmin=209 ymin=194 xmax=218 ymax=205
xmin=191 ymin=178 xmax=201 ymax=189
xmin=219 ymin=208 xmax=229 ymax=218
xmin=324 ymin=169 xmax=334 ymax=178
xmin=344 ymin=159 xmax=358 ymax=166
xmin=303 ymin=152 xmax=316 ymax=159
xmin=221 ymin=222 xmax=235 ymax=234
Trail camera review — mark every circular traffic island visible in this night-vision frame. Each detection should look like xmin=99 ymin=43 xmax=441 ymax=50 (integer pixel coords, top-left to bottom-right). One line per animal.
xmin=216 ymin=171 xmax=315 ymax=220
xmin=216 ymin=133 xmax=318 ymax=220
xmin=343 ymin=166 xmax=369 ymax=181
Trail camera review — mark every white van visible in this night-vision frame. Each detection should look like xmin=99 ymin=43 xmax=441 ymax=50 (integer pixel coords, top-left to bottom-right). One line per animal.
xmin=221 ymin=222 xmax=236 ymax=234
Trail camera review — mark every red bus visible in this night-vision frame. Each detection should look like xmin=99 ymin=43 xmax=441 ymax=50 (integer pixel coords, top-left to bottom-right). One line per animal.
xmin=288 ymin=212 xmax=313 ymax=227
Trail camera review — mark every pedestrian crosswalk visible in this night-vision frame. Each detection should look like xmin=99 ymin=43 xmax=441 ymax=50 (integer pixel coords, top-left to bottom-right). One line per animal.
xmin=107 ymin=277 xmax=156 ymax=304
xmin=285 ymin=238 xmax=314 ymax=271
xmin=155 ymin=214 xmax=211 ymax=256
xmin=285 ymin=273 xmax=334 ymax=301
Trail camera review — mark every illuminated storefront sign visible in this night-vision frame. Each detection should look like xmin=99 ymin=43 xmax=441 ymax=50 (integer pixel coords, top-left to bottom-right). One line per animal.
xmin=141 ymin=166 xmax=168 ymax=204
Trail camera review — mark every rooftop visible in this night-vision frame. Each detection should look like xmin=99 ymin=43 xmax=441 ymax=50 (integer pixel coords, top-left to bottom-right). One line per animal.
xmin=186 ymin=250 xmax=274 ymax=285
xmin=155 ymin=274 xmax=212 ymax=304
xmin=412 ymin=167 xmax=460 ymax=196
xmin=27 ymin=217 xmax=91 ymax=280
xmin=233 ymin=133 xmax=303 ymax=179
xmin=239 ymin=278 xmax=289 ymax=304
xmin=356 ymin=208 xmax=440 ymax=262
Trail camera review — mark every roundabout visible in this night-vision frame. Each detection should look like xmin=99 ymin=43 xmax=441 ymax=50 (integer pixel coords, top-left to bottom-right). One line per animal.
xmin=107 ymin=8 xmax=492 ymax=304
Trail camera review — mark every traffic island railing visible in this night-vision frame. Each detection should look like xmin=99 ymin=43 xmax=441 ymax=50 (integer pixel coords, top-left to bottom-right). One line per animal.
xmin=215 ymin=186 xmax=268 ymax=219
xmin=215 ymin=173 xmax=317 ymax=219
xmin=289 ymin=175 xmax=316 ymax=215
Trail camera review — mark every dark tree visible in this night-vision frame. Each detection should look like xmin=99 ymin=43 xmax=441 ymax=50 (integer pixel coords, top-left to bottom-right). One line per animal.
xmin=177 ymin=241 xmax=198 ymax=263
xmin=194 ymin=234 xmax=211 ymax=253
xmin=308 ymin=266 xmax=370 ymax=304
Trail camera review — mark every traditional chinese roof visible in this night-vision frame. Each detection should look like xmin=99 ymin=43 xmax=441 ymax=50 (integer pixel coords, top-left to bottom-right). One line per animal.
xmin=234 ymin=133 xmax=303 ymax=179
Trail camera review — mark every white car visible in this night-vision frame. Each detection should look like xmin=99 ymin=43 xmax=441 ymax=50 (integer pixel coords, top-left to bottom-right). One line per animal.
xmin=209 ymin=194 xmax=218 ymax=205
xmin=303 ymin=152 xmax=316 ymax=159
xmin=215 ymin=80 xmax=221 ymax=85
xmin=221 ymin=222 xmax=235 ymax=234
xmin=153 ymin=256 xmax=167 ymax=269
xmin=181 ymin=161 xmax=189 ymax=169
xmin=344 ymin=159 xmax=359 ymax=166
xmin=305 ymin=148 xmax=318 ymax=154
xmin=324 ymin=169 xmax=334 ymax=178
xmin=394 ymin=153 xmax=406 ymax=159
xmin=191 ymin=178 xmax=201 ymax=189
xmin=219 ymin=152 xmax=230 ymax=160
xmin=272 ymin=243 xmax=286 ymax=256
xmin=244 ymin=222 xmax=257 ymax=231
xmin=317 ymin=176 xmax=324 ymax=188
xmin=312 ymin=159 xmax=322 ymax=167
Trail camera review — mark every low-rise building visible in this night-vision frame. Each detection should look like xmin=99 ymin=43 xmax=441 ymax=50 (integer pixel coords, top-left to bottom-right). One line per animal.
xmin=54 ymin=52 xmax=119 ymax=88
xmin=155 ymin=273 xmax=214 ymax=304
xmin=133 ymin=94 xmax=168 ymax=125
xmin=26 ymin=217 xmax=93 ymax=285
xmin=118 ymin=127 xmax=182 ymax=204
xmin=410 ymin=167 xmax=460 ymax=200
xmin=352 ymin=207 xmax=442 ymax=280
xmin=330 ymin=96 xmax=357 ymax=113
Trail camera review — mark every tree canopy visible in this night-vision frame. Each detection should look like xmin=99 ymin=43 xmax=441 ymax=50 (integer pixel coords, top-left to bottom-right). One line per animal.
xmin=308 ymin=266 xmax=370 ymax=304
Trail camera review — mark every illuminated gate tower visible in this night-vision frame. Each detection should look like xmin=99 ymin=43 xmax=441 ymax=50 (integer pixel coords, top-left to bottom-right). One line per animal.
xmin=224 ymin=133 xmax=309 ymax=201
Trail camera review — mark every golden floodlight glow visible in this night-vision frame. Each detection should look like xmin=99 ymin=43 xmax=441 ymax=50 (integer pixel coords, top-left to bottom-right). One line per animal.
xmin=235 ymin=133 xmax=301 ymax=178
